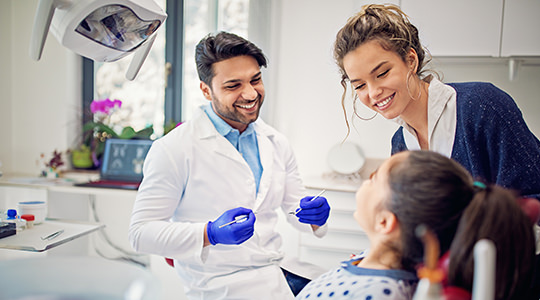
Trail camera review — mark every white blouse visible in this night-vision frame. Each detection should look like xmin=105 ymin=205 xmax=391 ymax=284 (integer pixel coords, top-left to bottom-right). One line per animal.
xmin=393 ymin=77 xmax=457 ymax=158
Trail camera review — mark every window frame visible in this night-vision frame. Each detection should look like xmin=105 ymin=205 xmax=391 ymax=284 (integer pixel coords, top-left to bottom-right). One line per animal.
xmin=164 ymin=0 xmax=184 ymax=125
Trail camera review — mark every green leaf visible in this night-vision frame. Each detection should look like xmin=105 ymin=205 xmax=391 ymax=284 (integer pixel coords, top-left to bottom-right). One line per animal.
xmin=119 ymin=126 xmax=136 ymax=139
xmin=134 ymin=126 xmax=154 ymax=138
xmin=164 ymin=120 xmax=178 ymax=135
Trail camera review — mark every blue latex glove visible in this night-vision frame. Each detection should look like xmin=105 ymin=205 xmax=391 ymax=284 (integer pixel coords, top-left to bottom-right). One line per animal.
xmin=207 ymin=207 xmax=256 ymax=245
xmin=295 ymin=196 xmax=330 ymax=226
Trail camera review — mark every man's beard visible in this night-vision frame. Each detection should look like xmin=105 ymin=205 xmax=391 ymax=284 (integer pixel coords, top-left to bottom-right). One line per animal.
xmin=212 ymin=94 xmax=263 ymax=126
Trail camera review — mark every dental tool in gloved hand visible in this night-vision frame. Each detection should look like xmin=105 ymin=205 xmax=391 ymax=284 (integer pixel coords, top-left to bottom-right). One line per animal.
xmin=292 ymin=190 xmax=330 ymax=227
xmin=219 ymin=211 xmax=258 ymax=228
xmin=207 ymin=207 xmax=256 ymax=245
xmin=289 ymin=189 xmax=326 ymax=215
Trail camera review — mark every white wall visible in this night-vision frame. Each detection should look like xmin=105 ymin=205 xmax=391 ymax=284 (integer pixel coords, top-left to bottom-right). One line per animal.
xmin=0 ymin=0 xmax=81 ymax=176
xmin=0 ymin=1 xmax=13 ymax=173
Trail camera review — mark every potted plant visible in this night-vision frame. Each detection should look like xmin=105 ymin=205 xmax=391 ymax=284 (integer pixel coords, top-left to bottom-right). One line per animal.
xmin=71 ymin=145 xmax=93 ymax=169
xmin=73 ymin=98 xmax=153 ymax=169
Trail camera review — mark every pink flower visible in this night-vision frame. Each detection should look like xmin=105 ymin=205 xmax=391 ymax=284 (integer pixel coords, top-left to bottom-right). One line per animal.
xmin=90 ymin=99 xmax=122 ymax=115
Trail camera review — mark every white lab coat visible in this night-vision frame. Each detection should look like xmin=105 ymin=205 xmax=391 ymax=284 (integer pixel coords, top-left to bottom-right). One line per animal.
xmin=129 ymin=106 xmax=326 ymax=299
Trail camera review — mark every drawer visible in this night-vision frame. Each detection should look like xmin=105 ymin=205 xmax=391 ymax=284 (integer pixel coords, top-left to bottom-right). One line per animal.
xmin=306 ymin=189 xmax=357 ymax=212
xmin=328 ymin=209 xmax=363 ymax=233
xmin=301 ymin=187 xmax=371 ymax=271
xmin=300 ymin=230 xmax=370 ymax=253
xmin=299 ymin=247 xmax=354 ymax=271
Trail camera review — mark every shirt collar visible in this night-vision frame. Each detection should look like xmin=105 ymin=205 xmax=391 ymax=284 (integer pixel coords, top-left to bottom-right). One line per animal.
xmin=392 ymin=77 xmax=457 ymax=154
xmin=341 ymin=257 xmax=418 ymax=281
xmin=427 ymin=77 xmax=454 ymax=133
xmin=390 ymin=77 xmax=448 ymax=129
xmin=202 ymin=103 xmax=256 ymax=138
xmin=202 ymin=104 xmax=234 ymax=136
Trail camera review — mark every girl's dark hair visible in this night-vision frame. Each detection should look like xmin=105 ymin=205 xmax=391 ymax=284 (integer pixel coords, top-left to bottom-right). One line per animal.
xmin=387 ymin=150 xmax=473 ymax=271
xmin=448 ymin=185 xmax=536 ymax=300
xmin=388 ymin=150 xmax=536 ymax=299
xmin=195 ymin=31 xmax=267 ymax=86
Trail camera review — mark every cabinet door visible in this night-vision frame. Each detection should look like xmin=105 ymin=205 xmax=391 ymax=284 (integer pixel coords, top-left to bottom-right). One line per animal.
xmin=400 ymin=0 xmax=503 ymax=56
xmin=299 ymin=189 xmax=370 ymax=270
xmin=501 ymin=0 xmax=540 ymax=56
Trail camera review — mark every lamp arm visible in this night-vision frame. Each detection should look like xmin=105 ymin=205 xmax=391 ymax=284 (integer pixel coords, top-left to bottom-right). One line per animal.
xmin=29 ymin=0 xmax=74 ymax=61
xmin=125 ymin=34 xmax=157 ymax=80
xmin=29 ymin=0 xmax=56 ymax=60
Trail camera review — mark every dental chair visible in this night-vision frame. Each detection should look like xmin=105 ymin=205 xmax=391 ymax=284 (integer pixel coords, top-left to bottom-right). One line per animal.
xmin=165 ymin=257 xmax=174 ymax=267
xmin=413 ymin=197 xmax=540 ymax=300
xmin=412 ymin=236 xmax=494 ymax=300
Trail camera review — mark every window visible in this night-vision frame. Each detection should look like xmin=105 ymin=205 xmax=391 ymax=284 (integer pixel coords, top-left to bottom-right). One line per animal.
xmin=82 ymin=0 xmax=252 ymax=139
xmin=182 ymin=0 xmax=249 ymax=121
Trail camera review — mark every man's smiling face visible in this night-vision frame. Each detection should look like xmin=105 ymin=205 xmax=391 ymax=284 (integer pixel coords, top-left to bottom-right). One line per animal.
xmin=200 ymin=55 xmax=265 ymax=132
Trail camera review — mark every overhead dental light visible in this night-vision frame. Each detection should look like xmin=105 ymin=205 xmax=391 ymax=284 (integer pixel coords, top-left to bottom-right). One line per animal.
xmin=29 ymin=0 xmax=167 ymax=80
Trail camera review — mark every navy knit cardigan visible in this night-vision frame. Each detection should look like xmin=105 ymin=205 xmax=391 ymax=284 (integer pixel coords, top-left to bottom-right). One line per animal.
xmin=392 ymin=82 xmax=540 ymax=200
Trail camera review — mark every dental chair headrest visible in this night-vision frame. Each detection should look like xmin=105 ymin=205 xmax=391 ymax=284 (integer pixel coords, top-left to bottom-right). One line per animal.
xmin=517 ymin=198 xmax=540 ymax=225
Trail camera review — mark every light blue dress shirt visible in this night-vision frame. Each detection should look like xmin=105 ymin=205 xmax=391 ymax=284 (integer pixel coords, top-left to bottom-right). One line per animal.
xmin=203 ymin=104 xmax=263 ymax=192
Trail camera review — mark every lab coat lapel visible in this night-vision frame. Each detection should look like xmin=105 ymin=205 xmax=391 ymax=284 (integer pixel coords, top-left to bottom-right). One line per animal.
xmin=194 ymin=107 xmax=246 ymax=164
xmin=210 ymin=137 xmax=244 ymax=163
xmin=253 ymin=127 xmax=273 ymax=211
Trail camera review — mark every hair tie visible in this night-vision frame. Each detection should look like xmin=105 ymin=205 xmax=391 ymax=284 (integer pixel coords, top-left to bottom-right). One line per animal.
xmin=473 ymin=181 xmax=486 ymax=189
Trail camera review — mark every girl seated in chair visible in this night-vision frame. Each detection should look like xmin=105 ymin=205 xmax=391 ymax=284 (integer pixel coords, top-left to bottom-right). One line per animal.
xmin=296 ymin=150 xmax=537 ymax=300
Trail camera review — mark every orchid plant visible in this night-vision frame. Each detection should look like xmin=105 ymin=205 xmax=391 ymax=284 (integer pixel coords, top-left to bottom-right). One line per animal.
xmin=82 ymin=98 xmax=153 ymax=167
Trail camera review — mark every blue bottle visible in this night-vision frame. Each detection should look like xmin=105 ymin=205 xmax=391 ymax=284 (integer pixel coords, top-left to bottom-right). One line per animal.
xmin=5 ymin=209 xmax=26 ymax=231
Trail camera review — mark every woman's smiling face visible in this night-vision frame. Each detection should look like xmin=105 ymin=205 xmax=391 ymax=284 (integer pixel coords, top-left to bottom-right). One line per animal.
xmin=343 ymin=40 xmax=416 ymax=120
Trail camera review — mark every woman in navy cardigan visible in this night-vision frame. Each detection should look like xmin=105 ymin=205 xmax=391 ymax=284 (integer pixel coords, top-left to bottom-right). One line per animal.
xmin=332 ymin=4 xmax=540 ymax=298
xmin=333 ymin=4 xmax=540 ymax=202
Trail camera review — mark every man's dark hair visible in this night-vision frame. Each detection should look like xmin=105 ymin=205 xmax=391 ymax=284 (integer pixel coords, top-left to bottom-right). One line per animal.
xmin=195 ymin=31 xmax=268 ymax=86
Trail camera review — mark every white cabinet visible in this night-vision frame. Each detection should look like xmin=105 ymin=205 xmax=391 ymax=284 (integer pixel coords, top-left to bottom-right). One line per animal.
xmin=401 ymin=0 xmax=540 ymax=57
xmin=501 ymin=0 xmax=540 ymax=56
xmin=299 ymin=188 xmax=370 ymax=270
xmin=0 ymin=179 xmax=188 ymax=300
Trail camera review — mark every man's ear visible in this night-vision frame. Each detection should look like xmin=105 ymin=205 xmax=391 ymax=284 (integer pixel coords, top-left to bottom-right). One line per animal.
xmin=376 ymin=210 xmax=399 ymax=234
xmin=200 ymin=81 xmax=213 ymax=101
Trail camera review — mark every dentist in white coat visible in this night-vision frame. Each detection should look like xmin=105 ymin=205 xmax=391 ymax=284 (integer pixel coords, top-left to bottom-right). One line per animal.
xmin=128 ymin=31 xmax=331 ymax=299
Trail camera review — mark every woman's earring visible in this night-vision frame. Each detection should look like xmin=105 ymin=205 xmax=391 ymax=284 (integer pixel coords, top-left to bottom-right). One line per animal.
xmin=406 ymin=70 xmax=422 ymax=101
xmin=352 ymin=94 xmax=378 ymax=121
